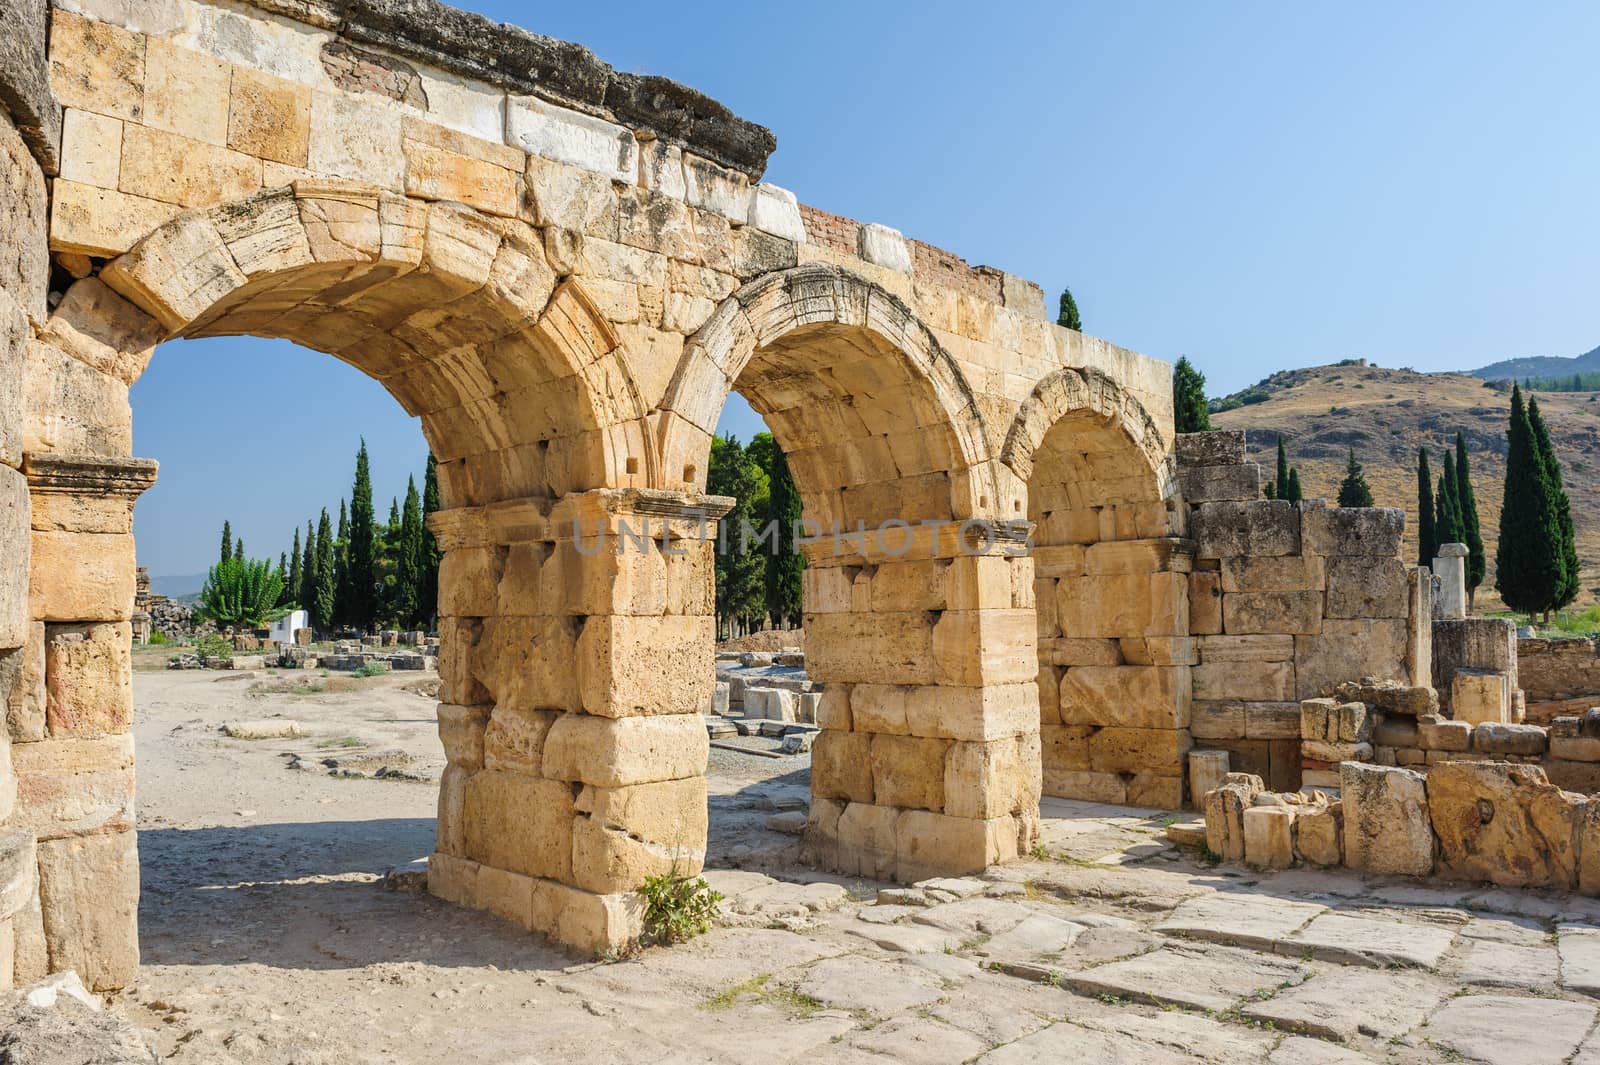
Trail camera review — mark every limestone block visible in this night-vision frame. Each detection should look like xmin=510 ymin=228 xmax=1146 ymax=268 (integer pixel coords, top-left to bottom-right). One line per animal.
xmin=508 ymin=96 xmax=636 ymax=182
xmin=1192 ymin=500 xmax=1300 ymax=558
xmin=2 ymin=624 xmax=44 ymax=743
xmin=1418 ymin=716 xmax=1472 ymax=752
xmin=1299 ymin=698 xmax=1337 ymax=743
xmin=576 ymin=614 xmax=712 ymax=717
xmin=867 ymin=558 xmax=949 ymax=612
xmin=1198 ymin=634 xmax=1295 ymax=662
xmin=28 ymin=530 xmax=135 ymax=623
xmin=1118 ymin=636 xmax=1198 ymax=667
xmin=0 ymin=467 xmax=27 ymax=648
xmin=1548 ymin=759 xmax=1600 ymax=793
xmin=1189 ymin=571 xmax=1222 ymax=635
xmin=1341 ymin=762 xmax=1433 ymax=876
xmin=43 ymin=621 xmax=131 ymax=736
xmin=436 ymin=617 xmax=488 ymax=706
xmin=850 ymin=684 xmax=910 ymax=735
xmin=1057 ymin=572 xmax=1189 ymax=639
xmin=858 ymin=223 xmax=911 ymax=273
xmin=944 ymin=733 xmax=1041 ymax=820
xmin=1224 ymin=591 xmax=1323 ymax=636
xmin=59 ymin=108 xmax=122 ymax=189
xmin=542 ymin=712 xmax=707 ymax=788
xmin=404 ymin=135 xmax=519 ymax=217
xmin=118 ymin=122 xmax=261 ymax=208
xmin=307 ymin=90 xmax=404 ymax=188
xmin=1374 ymin=715 xmax=1419 ymax=748
xmin=1452 ymin=670 xmax=1510 ymax=726
xmin=895 ymin=808 xmax=1022 ymax=882
xmin=1294 ymin=802 xmax=1343 ymax=866
xmin=1471 ymin=723 xmax=1547 ymax=757
xmin=1045 ymin=769 xmax=1126 ymax=803
xmin=427 ymin=851 xmax=477 ymax=907
xmin=683 ymin=152 xmax=753 ymax=223
xmin=1294 ymin=619 xmax=1408 ymax=699
xmin=482 ymin=705 xmax=561 ymax=773
xmin=1040 ymin=723 xmax=1092 ymax=773
xmin=435 ymin=703 xmax=489 ymax=769
xmin=1177 ymin=463 xmax=1262 ymax=504
xmin=0 ymin=95 xmax=50 ymax=330
xmin=472 ymin=864 xmax=534 ymax=928
xmin=228 ymin=65 xmax=312 ymax=166
xmin=833 ymin=801 xmax=899 ymax=880
xmin=536 ymin=878 xmax=646 ymax=956
xmin=805 ymin=610 xmax=935 ymax=685
xmin=748 ymin=183 xmax=804 ymax=241
xmin=811 ymin=730 xmax=874 ymax=803
xmin=49 ymin=179 xmax=179 ymax=257
xmin=815 ymin=687 xmax=850 ymax=731
xmin=435 ymin=762 xmax=469 ymax=856
xmin=1581 ymin=803 xmax=1600 ymax=895
xmin=1407 ymin=564 xmax=1432 ymax=687
xmin=1246 ymin=703 xmax=1304 ymax=740
xmin=11 ymin=733 xmax=133 ymax=838
xmin=1088 ymin=726 xmax=1192 ymax=776
xmin=1040 ymin=637 xmax=1122 ymax=667
xmin=142 ymin=37 xmax=229 ymax=145
xmin=39 ymin=278 xmax=163 ymax=388
xmin=1338 ymin=702 xmax=1374 ymax=743
xmin=47 ymin=10 xmax=145 ymax=122
xmin=1244 ymin=806 xmax=1295 ymax=869
xmin=870 ymin=734 xmax=951 ymax=812
xmin=23 ymin=340 xmax=132 ymax=456
xmin=462 ymin=769 xmax=575 ymax=882
xmin=1083 ymin=539 xmax=1193 ymax=576
xmin=930 ymin=609 xmax=1036 ymax=687
xmin=1325 ymin=556 xmax=1409 ymax=619
xmin=1059 ymin=665 xmax=1190 ymax=729
xmin=1188 ymin=749 xmax=1231 ymax=807
xmin=1302 ymin=504 xmax=1404 ymax=557
xmin=1220 ymin=556 xmax=1324 ymax=593
xmin=0 ymin=829 xmax=34 ymax=935
xmin=1 ymin=292 xmax=25 ymax=470
xmin=1300 ymin=740 xmax=1372 ymax=763
xmin=1128 ymin=772 xmax=1184 ymax=809
xmin=1428 ymin=762 xmax=1580 ymax=889
xmin=1204 ymin=774 xmax=1262 ymax=862
xmin=1193 ymin=660 xmax=1295 ymax=702
xmin=37 ymin=829 xmax=139 ymax=991
xmin=1190 ymin=701 xmax=1246 ymax=740
xmin=570 ymin=776 xmax=708 ymax=893
xmin=1174 ymin=430 xmax=1246 ymax=467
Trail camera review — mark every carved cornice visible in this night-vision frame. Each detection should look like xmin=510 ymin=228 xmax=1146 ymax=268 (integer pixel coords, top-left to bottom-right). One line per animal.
xmin=23 ymin=453 xmax=159 ymax=499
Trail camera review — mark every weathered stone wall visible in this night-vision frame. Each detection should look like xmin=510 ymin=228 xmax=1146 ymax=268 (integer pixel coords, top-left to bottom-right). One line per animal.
xmin=1518 ymin=637 xmax=1600 ymax=724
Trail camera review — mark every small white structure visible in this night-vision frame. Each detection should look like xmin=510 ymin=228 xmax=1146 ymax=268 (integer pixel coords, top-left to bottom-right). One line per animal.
xmin=269 ymin=610 xmax=309 ymax=645
xmin=1433 ymin=543 xmax=1469 ymax=620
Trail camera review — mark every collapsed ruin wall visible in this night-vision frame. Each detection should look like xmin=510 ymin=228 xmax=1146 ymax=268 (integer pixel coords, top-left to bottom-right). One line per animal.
xmin=1519 ymin=637 xmax=1600 ymax=724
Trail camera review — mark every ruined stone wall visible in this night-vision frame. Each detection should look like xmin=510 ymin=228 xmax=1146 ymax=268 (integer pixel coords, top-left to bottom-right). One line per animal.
xmin=1518 ymin=637 xmax=1600 ymax=724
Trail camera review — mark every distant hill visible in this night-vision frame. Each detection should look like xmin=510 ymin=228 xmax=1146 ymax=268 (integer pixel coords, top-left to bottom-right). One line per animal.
xmin=1209 ymin=363 xmax=1600 ymax=611
xmin=150 ymin=573 xmax=207 ymax=599
xmin=1469 ymin=344 xmax=1600 ymax=383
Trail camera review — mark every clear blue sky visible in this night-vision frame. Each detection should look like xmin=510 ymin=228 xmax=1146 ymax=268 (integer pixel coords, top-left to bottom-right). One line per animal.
xmin=130 ymin=0 xmax=1600 ymax=577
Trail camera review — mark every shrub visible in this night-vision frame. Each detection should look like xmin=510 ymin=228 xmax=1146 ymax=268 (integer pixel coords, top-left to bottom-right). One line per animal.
xmin=639 ymin=869 xmax=722 ymax=944
xmin=197 ymin=557 xmax=292 ymax=628
xmin=148 ymin=631 xmax=169 ymax=646
xmin=195 ymin=633 xmax=230 ymax=661
xmin=352 ymin=661 xmax=389 ymax=678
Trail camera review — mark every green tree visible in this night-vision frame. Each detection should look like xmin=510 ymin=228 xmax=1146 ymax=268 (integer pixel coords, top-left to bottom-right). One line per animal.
xmin=314 ymin=508 xmax=337 ymax=631
xmin=1336 ymin=448 xmax=1373 ymax=507
xmin=419 ymin=453 xmax=441 ymax=627
xmin=1172 ymin=356 xmax=1211 ymax=434
xmin=333 ymin=497 xmax=350 ymax=629
xmin=233 ymin=538 xmax=244 ymax=562
xmin=1529 ymin=397 xmax=1580 ymax=611
xmin=707 ymin=435 xmax=766 ymax=637
xmin=393 ymin=476 xmax=425 ymax=628
xmin=1454 ymin=433 xmax=1486 ymax=604
xmin=1435 ymin=450 xmax=1463 ymax=547
xmin=284 ymin=528 xmax=302 ymax=609
xmin=1057 ymin=287 xmax=1081 ymax=331
xmin=298 ymin=520 xmax=316 ymax=622
xmin=1416 ymin=449 xmax=1437 ymax=567
xmin=1275 ymin=437 xmax=1290 ymax=500
xmin=197 ymin=555 xmax=291 ymax=629
xmin=764 ymin=444 xmax=805 ymax=629
xmin=220 ymin=520 xmax=232 ymax=565
xmin=345 ymin=440 xmax=378 ymax=632
xmin=1496 ymin=385 xmax=1565 ymax=617
xmin=1286 ymin=468 xmax=1302 ymax=502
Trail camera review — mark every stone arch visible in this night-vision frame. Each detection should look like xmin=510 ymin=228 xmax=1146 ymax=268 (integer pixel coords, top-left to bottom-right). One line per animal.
xmin=90 ymin=180 xmax=652 ymax=507
xmin=657 ymin=264 xmax=1001 ymax=526
xmin=1008 ymin=368 xmax=1191 ymax=811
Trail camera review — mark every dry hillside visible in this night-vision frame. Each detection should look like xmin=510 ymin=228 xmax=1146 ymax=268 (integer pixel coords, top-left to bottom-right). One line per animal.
xmin=1209 ymin=362 xmax=1600 ymax=611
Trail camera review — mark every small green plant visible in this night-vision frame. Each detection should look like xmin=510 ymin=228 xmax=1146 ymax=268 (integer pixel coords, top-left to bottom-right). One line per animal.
xmin=316 ymin=735 xmax=361 ymax=749
xmin=195 ymin=633 xmax=230 ymax=661
xmin=352 ymin=661 xmax=389 ymax=678
xmin=640 ymin=868 xmax=722 ymax=944
xmin=1030 ymin=842 xmax=1050 ymax=860
xmin=148 ymin=630 xmax=169 ymax=646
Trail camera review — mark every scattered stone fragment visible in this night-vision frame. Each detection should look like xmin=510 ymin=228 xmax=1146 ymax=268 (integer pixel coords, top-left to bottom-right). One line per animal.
xmin=220 ymin=719 xmax=305 ymax=739
xmin=765 ymin=810 xmax=806 ymax=835
xmin=916 ymin=877 xmax=987 ymax=898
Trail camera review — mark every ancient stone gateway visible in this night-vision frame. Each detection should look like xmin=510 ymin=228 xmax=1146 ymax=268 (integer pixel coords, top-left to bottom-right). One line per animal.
xmin=0 ymin=0 xmax=1429 ymax=994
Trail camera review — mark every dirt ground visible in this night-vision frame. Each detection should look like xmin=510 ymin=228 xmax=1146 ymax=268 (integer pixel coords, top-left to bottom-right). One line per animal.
xmin=112 ymin=662 xmax=1600 ymax=1065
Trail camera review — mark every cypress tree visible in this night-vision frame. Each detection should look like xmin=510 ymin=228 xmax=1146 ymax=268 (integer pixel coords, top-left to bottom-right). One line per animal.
xmin=348 ymin=440 xmax=377 ymax=632
xmin=314 ymin=508 xmax=337 ymax=631
xmin=285 ymin=529 xmax=303 ymax=609
xmin=220 ymin=520 xmax=232 ymax=565
xmin=1172 ymin=357 xmax=1212 ymax=434
xmin=1435 ymin=451 xmax=1463 ymax=547
xmin=394 ymin=476 xmax=424 ymax=629
xmin=1286 ymin=468 xmax=1302 ymax=502
xmin=1264 ymin=479 xmax=1276 ymax=500
xmin=1276 ymin=437 xmax=1290 ymax=500
xmin=1455 ymin=433 xmax=1486 ymax=604
xmin=334 ymin=499 xmax=350 ymax=628
xmin=1336 ymin=448 xmax=1373 ymax=507
xmin=420 ymin=454 xmax=441 ymax=627
xmin=298 ymin=520 xmax=316 ymax=621
xmin=764 ymin=444 xmax=805 ymax=629
xmin=1529 ymin=397 xmax=1580 ymax=610
xmin=1057 ymin=287 xmax=1081 ymax=331
xmin=707 ymin=435 xmax=766 ymax=637
xmin=1416 ymin=449 xmax=1437 ymax=567
xmin=1496 ymin=385 xmax=1564 ymax=616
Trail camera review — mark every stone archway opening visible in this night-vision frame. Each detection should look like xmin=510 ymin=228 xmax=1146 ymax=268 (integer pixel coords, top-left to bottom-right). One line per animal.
xmin=666 ymin=266 xmax=1042 ymax=885
xmin=1006 ymin=370 xmax=1191 ymax=811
